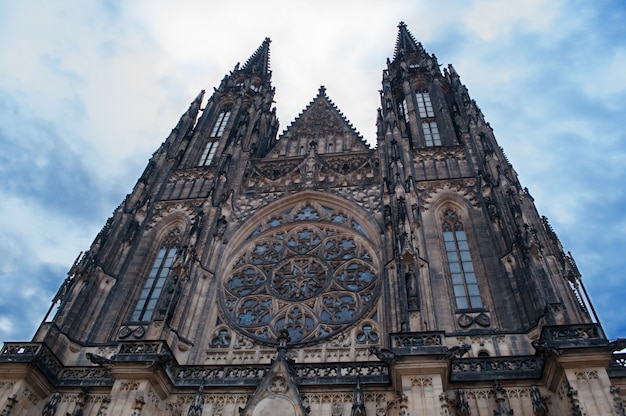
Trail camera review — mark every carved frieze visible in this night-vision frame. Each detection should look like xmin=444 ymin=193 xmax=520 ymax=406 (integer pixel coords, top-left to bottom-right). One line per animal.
xmin=413 ymin=146 xmax=466 ymax=163
xmin=243 ymin=153 xmax=379 ymax=191
xmin=233 ymin=192 xmax=285 ymax=224
xmin=147 ymin=200 xmax=201 ymax=230
xmin=418 ymin=179 xmax=479 ymax=210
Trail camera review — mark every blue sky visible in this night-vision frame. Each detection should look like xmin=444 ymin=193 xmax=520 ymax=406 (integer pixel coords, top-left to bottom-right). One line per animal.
xmin=0 ymin=0 xmax=625 ymax=342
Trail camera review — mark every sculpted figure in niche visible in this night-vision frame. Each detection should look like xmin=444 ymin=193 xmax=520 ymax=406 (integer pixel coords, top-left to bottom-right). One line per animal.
xmin=214 ymin=216 xmax=227 ymax=237
xmin=405 ymin=272 xmax=417 ymax=298
xmin=531 ymin=385 xmax=549 ymax=416
xmin=331 ymin=401 xmax=343 ymax=416
xmin=42 ymin=392 xmax=61 ymax=416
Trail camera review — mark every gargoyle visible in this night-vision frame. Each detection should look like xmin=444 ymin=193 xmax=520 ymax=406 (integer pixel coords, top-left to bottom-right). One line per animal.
xmin=532 ymin=340 xmax=562 ymax=356
xmin=443 ymin=344 xmax=471 ymax=360
xmin=369 ymin=346 xmax=396 ymax=364
xmin=86 ymin=352 xmax=113 ymax=367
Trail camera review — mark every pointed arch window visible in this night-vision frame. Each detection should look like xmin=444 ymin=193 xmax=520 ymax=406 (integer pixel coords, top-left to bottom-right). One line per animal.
xmin=198 ymin=140 xmax=219 ymax=166
xmin=422 ymin=122 xmax=441 ymax=146
xmin=442 ymin=210 xmax=482 ymax=310
xmin=416 ymin=91 xmax=440 ymax=146
xmin=210 ymin=110 xmax=231 ymax=138
xmin=399 ymin=99 xmax=410 ymax=123
xmin=415 ymin=92 xmax=435 ymax=118
xmin=131 ymin=243 xmax=177 ymax=322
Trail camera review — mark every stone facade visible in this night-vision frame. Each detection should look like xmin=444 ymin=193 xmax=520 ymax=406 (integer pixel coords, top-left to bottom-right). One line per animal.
xmin=1 ymin=23 xmax=624 ymax=416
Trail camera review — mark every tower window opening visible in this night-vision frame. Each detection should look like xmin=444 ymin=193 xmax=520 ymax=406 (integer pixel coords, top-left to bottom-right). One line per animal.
xmin=416 ymin=92 xmax=435 ymax=118
xmin=131 ymin=245 xmax=177 ymax=322
xmin=399 ymin=99 xmax=410 ymax=123
xmin=422 ymin=122 xmax=441 ymax=146
xmin=198 ymin=141 xmax=219 ymax=166
xmin=210 ymin=110 xmax=231 ymax=138
xmin=442 ymin=211 xmax=482 ymax=310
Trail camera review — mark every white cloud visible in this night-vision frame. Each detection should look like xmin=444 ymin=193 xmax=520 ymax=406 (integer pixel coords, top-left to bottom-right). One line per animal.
xmin=464 ymin=0 xmax=562 ymax=40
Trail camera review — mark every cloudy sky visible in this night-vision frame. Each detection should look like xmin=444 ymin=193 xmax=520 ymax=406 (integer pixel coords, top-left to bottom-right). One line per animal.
xmin=1 ymin=1 xmax=625 ymax=343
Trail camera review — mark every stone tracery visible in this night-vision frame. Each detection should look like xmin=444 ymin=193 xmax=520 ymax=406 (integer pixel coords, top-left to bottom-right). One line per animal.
xmin=221 ymin=202 xmax=380 ymax=345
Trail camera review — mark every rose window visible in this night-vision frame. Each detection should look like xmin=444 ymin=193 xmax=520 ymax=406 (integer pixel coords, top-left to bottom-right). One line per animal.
xmin=220 ymin=204 xmax=379 ymax=345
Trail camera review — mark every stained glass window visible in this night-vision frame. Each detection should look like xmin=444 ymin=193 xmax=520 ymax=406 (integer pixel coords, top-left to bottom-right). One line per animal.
xmin=131 ymin=245 xmax=177 ymax=322
xmin=210 ymin=110 xmax=231 ymax=138
xmin=442 ymin=210 xmax=482 ymax=310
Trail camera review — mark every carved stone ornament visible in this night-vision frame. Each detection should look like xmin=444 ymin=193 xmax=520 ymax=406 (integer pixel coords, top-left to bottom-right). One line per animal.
xmin=474 ymin=312 xmax=490 ymax=327
xmin=118 ymin=326 xmax=132 ymax=339
xmin=457 ymin=314 xmax=473 ymax=328
xmin=268 ymin=376 xmax=288 ymax=393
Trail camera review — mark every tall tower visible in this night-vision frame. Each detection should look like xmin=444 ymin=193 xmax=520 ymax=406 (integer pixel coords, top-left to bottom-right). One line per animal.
xmin=1 ymin=23 xmax=624 ymax=416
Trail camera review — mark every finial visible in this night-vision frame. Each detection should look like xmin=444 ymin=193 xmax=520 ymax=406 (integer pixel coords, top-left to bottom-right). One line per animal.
xmin=318 ymin=85 xmax=326 ymax=95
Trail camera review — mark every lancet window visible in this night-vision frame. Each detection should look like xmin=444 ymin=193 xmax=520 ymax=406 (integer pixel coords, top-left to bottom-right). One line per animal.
xmin=442 ymin=210 xmax=482 ymax=310
xmin=210 ymin=110 xmax=231 ymax=138
xmin=131 ymin=236 xmax=178 ymax=322
xmin=198 ymin=140 xmax=219 ymax=166
xmin=415 ymin=91 xmax=441 ymax=146
xmin=399 ymin=99 xmax=410 ymax=123
xmin=422 ymin=121 xmax=441 ymax=146
xmin=415 ymin=92 xmax=435 ymax=118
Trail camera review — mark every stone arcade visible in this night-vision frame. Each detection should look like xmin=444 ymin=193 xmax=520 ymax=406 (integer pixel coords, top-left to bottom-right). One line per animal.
xmin=1 ymin=22 xmax=625 ymax=416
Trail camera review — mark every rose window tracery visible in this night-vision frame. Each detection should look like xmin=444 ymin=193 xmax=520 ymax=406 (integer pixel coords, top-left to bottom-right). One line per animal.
xmin=220 ymin=202 xmax=379 ymax=345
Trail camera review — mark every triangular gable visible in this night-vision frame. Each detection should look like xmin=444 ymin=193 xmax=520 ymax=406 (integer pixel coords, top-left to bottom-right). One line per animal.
xmin=239 ymin=333 xmax=308 ymax=416
xmin=266 ymin=86 xmax=369 ymax=158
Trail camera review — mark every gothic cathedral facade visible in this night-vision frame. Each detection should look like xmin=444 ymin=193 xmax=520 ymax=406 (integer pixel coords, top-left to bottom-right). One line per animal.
xmin=1 ymin=23 xmax=624 ymax=416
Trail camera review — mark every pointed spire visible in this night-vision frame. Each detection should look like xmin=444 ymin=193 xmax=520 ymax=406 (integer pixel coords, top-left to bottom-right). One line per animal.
xmin=393 ymin=21 xmax=421 ymax=59
xmin=242 ymin=37 xmax=271 ymax=79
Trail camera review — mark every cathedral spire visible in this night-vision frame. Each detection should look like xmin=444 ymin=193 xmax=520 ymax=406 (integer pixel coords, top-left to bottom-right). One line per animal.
xmin=241 ymin=37 xmax=272 ymax=79
xmin=393 ymin=21 xmax=421 ymax=59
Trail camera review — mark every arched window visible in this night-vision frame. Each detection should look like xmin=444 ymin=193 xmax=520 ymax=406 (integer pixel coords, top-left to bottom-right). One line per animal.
xmin=415 ymin=91 xmax=434 ymax=118
xmin=210 ymin=110 xmax=231 ymax=138
xmin=442 ymin=210 xmax=482 ymax=310
xmin=198 ymin=140 xmax=219 ymax=166
xmin=416 ymin=91 xmax=441 ymax=146
xmin=131 ymin=240 xmax=178 ymax=322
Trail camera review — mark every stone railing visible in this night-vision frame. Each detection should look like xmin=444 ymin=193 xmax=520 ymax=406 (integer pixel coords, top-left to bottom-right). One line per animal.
xmin=117 ymin=341 xmax=166 ymax=356
xmin=0 ymin=342 xmax=113 ymax=387
xmin=293 ymin=361 xmax=388 ymax=384
xmin=170 ymin=361 xmax=389 ymax=387
xmin=450 ymin=355 xmax=545 ymax=382
xmin=1 ymin=341 xmax=389 ymax=388
xmin=171 ymin=364 xmax=270 ymax=386
xmin=389 ymin=331 xmax=448 ymax=355
xmin=608 ymin=353 xmax=626 ymax=378
xmin=539 ymin=324 xmax=607 ymax=348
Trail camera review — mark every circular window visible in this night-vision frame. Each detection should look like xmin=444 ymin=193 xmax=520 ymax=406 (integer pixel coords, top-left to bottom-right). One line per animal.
xmin=220 ymin=207 xmax=379 ymax=346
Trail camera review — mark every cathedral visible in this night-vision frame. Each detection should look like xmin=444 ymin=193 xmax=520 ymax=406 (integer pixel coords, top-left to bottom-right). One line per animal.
xmin=1 ymin=22 xmax=625 ymax=416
